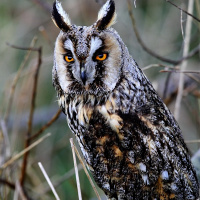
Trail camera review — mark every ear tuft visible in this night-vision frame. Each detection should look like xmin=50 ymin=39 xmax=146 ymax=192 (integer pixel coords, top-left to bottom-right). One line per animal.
xmin=96 ymin=0 xmax=116 ymax=30
xmin=52 ymin=1 xmax=71 ymax=32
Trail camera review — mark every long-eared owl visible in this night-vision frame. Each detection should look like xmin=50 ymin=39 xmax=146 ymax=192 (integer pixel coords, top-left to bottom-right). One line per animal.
xmin=52 ymin=0 xmax=199 ymax=199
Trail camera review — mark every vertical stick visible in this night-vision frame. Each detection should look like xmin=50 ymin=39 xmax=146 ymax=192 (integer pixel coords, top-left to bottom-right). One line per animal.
xmin=174 ymin=0 xmax=194 ymax=120
xmin=38 ymin=162 xmax=60 ymax=200
xmin=71 ymin=140 xmax=101 ymax=200
xmin=70 ymin=138 xmax=82 ymax=200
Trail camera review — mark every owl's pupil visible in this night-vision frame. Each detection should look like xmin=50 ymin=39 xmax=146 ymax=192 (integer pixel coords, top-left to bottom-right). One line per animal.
xmin=98 ymin=54 xmax=103 ymax=58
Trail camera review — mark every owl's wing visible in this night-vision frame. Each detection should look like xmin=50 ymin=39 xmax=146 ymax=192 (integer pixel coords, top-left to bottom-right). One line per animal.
xmin=113 ymin=84 xmax=199 ymax=199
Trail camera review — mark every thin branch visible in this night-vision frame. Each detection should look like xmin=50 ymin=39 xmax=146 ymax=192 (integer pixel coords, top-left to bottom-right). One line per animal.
xmin=0 ymin=133 xmax=51 ymax=169
xmin=185 ymin=140 xmax=200 ymax=144
xmin=174 ymin=0 xmax=195 ymax=120
xmin=160 ymin=69 xmax=200 ymax=74
xmin=20 ymin=45 xmax=42 ymax=185
xmin=70 ymin=138 xmax=82 ymax=200
xmin=161 ymin=69 xmax=200 ymax=84
xmin=142 ymin=64 xmax=168 ymax=71
xmin=166 ymin=0 xmax=200 ymax=23
xmin=6 ymin=42 xmax=40 ymax=52
xmin=38 ymin=162 xmax=60 ymax=200
xmin=29 ymin=109 xmax=62 ymax=141
xmin=126 ymin=0 xmax=200 ymax=65
xmin=0 ymin=178 xmax=15 ymax=190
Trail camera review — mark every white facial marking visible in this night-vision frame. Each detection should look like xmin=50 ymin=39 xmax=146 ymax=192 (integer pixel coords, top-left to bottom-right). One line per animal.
xmin=89 ymin=37 xmax=102 ymax=57
xmin=64 ymin=39 xmax=74 ymax=52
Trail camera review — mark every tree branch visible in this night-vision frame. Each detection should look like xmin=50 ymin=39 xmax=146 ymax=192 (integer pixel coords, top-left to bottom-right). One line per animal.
xmin=20 ymin=46 xmax=42 ymax=185
xmin=126 ymin=0 xmax=200 ymax=65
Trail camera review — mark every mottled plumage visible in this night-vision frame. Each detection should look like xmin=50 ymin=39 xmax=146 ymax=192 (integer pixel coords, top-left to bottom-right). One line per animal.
xmin=52 ymin=1 xmax=199 ymax=199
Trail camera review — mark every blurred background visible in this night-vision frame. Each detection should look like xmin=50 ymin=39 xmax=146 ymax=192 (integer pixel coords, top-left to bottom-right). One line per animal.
xmin=0 ymin=0 xmax=199 ymax=199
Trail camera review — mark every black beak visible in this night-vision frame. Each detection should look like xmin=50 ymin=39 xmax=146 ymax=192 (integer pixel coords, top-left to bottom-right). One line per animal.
xmin=80 ymin=62 xmax=87 ymax=85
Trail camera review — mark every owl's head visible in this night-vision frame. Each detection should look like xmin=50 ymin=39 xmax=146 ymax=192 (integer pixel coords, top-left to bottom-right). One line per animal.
xmin=52 ymin=0 xmax=125 ymax=96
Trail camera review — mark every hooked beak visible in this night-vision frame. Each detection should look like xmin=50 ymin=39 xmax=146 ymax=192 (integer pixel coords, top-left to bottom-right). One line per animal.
xmin=80 ymin=62 xmax=87 ymax=85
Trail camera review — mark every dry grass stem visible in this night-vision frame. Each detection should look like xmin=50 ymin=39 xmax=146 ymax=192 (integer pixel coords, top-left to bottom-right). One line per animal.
xmin=0 ymin=133 xmax=51 ymax=170
xmin=70 ymin=138 xmax=82 ymax=200
xmin=174 ymin=0 xmax=194 ymax=120
xmin=36 ymin=164 xmax=83 ymax=196
xmin=71 ymin=140 xmax=101 ymax=200
xmin=38 ymin=162 xmax=60 ymax=200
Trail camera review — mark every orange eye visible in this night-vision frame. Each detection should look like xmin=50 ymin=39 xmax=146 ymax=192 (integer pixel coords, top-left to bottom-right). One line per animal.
xmin=64 ymin=55 xmax=74 ymax=63
xmin=96 ymin=53 xmax=107 ymax=61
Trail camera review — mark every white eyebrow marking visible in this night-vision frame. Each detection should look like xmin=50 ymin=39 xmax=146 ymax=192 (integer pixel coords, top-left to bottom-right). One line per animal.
xmin=64 ymin=39 xmax=74 ymax=52
xmin=89 ymin=37 xmax=102 ymax=56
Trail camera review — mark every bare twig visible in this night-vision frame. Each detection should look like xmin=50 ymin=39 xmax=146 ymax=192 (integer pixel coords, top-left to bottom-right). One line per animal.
xmin=186 ymin=140 xmax=200 ymax=144
xmin=6 ymin=42 xmax=40 ymax=52
xmin=126 ymin=0 xmax=200 ymax=65
xmin=20 ymin=46 xmax=42 ymax=185
xmin=160 ymin=69 xmax=200 ymax=74
xmin=0 ymin=178 xmax=15 ymax=190
xmin=70 ymin=140 xmax=101 ymax=200
xmin=166 ymin=0 xmax=200 ymax=23
xmin=70 ymin=138 xmax=82 ymax=200
xmin=29 ymin=109 xmax=62 ymax=141
xmin=142 ymin=64 xmax=168 ymax=71
xmin=174 ymin=0 xmax=194 ymax=120
xmin=4 ymin=38 xmax=38 ymax=124
xmin=38 ymin=162 xmax=60 ymax=200
xmin=0 ymin=133 xmax=51 ymax=169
